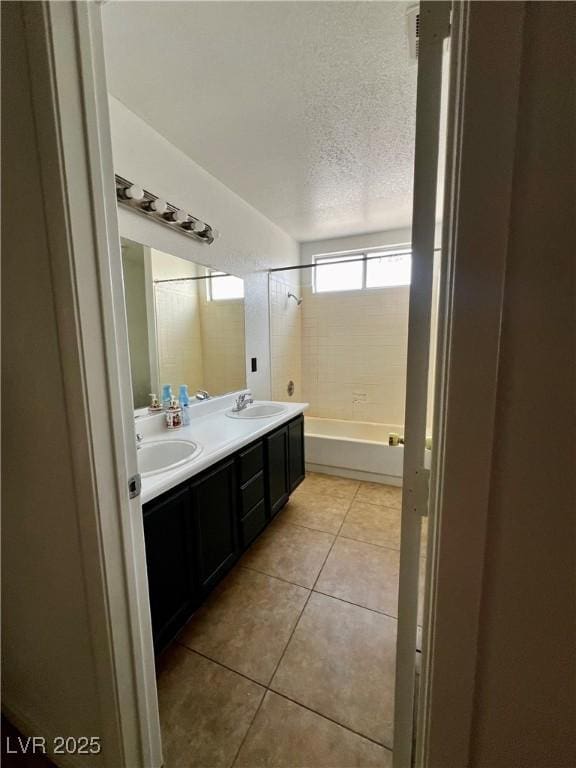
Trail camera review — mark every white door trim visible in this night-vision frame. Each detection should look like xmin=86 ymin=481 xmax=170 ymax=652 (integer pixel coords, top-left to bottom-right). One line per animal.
xmin=417 ymin=3 xmax=526 ymax=766
xmin=22 ymin=2 xmax=162 ymax=765
xmin=393 ymin=4 xmax=450 ymax=766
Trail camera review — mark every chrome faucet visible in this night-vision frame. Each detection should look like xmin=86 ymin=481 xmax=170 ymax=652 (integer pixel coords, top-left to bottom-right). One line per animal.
xmin=233 ymin=392 xmax=254 ymax=412
xmin=195 ymin=390 xmax=210 ymax=401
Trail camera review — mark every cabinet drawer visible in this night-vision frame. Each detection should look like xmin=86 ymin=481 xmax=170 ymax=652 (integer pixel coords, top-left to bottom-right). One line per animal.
xmin=240 ymin=500 xmax=267 ymax=549
xmin=241 ymin=470 xmax=264 ymax=516
xmin=239 ymin=441 xmax=264 ymax=484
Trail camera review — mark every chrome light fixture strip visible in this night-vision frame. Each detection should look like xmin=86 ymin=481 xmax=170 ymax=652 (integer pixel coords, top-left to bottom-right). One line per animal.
xmin=115 ymin=174 xmax=215 ymax=245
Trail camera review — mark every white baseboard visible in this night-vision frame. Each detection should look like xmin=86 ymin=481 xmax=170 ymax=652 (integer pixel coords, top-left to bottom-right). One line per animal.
xmin=305 ymin=462 xmax=403 ymax=487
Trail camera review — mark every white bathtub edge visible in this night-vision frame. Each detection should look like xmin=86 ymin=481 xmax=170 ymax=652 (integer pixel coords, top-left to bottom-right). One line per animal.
xmin=305 ymin=462 xmax=403 ymax=487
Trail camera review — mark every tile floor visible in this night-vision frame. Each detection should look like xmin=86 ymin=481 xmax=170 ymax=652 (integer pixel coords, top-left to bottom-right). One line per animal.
xmin=159 ymin=472 xmax=428 ymax=768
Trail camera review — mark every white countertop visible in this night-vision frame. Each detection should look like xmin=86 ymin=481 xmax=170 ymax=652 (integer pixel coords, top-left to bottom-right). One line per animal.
xmin=136 ymin=392 xmax=308 ymax=504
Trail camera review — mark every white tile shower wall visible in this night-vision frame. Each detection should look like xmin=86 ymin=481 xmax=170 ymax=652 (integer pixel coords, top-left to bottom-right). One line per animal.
xmin=300 ymin=230 xmax=439 ymax=432
xmin=302 ymin=285 xmax=410 ymax=424
xmin=270 ymin=273 xmax=302 ymax=402
xmin=154 ymin=282 xmax=205 ymax=394
xmin=152 ymin=248 xmax=205 ymax=393
xmin=199 ymin=290 xmax=246 ymax=394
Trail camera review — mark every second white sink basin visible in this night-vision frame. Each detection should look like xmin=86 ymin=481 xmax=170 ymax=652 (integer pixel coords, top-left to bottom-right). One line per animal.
xmin=227 ymin=404 xmax=287 ymax=419
xmin=138 ymin=439 xmax=202 ymax=477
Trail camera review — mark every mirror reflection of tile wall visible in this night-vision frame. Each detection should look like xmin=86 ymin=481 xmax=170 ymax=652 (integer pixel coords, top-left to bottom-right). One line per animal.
xmin=121 ymin=237 xmax=246 ymax=409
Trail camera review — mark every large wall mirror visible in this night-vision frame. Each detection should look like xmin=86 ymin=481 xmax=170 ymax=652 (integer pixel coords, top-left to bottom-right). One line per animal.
xmin=121 ymin=237 xmax=246 ymax=409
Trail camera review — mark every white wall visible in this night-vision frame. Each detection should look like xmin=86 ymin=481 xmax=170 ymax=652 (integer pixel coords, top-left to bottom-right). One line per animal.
xmin=468 ymin=4 xmax=575 ymax=765
xmin=2 ymin=5 xmax=122 ymax=763
xmin=270 ymin=271 xmax=303 ymax=403
xmin=108 ymin=97 xmax=299 ymax=399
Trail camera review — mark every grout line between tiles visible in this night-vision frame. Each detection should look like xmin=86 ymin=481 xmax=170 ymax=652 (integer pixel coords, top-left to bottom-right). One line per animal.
xmin=176 ymin=643 xmax=268 ymax=689
xmin=228 ymin=688 xmax=268 ymax=768
xmin=336 ymin=532 xmax=401 ymax=552
xmin=352 ymin=498 xmax=403 ymax=513
xmin=268 ymin=689 xmax=394 ymax=754
xmin=311 ymin=588 xmax=400 ymax=622
xmin=239 ymin=562 xmax=317 ymax=591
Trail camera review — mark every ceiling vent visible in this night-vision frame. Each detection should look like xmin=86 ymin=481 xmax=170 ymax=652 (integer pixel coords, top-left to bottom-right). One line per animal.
xmin=406 ymin=5 xmax=420 ymax=60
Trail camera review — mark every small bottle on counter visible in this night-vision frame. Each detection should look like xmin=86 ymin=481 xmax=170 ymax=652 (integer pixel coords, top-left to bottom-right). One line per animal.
xmin=161 ymin=384 xmax=173 ymax=410
xmin=165 ymin=397 xmax=182 ymax=430
xmin=179 ymin=384 xmax=191 ymax=426
xmin=148 ymin=393 xmax=162 ymax=413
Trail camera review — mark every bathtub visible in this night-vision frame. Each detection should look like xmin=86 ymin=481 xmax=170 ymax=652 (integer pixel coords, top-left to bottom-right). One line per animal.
xmin=304 ymin=416 xmax=414 ymax=487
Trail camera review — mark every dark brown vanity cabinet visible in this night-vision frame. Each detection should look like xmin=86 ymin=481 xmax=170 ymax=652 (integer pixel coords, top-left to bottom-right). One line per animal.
xmin=142 ymin=414 xmax=306 ymax=654
xmin=142 ymin=486 xmax=196 ymax=654
xmin=265 ymin=425 xmax=290 ymax=518
xmin=238 ymin=441 xmax=267 ymax=549
xmin=190 ymin=458 xmax=239 ymax=597
xmin=288 ymin=415 xmax=305 ymax=492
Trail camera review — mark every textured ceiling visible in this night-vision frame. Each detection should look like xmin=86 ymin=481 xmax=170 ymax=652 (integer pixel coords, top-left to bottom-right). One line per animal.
xmin=102 ymin=1 xmax=417 ymax=242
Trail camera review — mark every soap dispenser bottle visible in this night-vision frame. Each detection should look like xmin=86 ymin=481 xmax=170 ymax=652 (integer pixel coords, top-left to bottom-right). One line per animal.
xmin=161 ymin=384 xmax=173 ymax=410
xmin=165 ymin=396 xmax=182 ymax=430
xmin=179 ymin=384 xmax=191 ymax=426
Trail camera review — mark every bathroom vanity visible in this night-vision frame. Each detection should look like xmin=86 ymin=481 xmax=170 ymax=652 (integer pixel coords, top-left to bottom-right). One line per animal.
xmin=138 ymin=398 xmax=306 ymax=654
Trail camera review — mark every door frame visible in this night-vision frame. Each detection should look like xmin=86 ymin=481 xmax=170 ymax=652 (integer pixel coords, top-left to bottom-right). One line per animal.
xmin=416 ymin=3 xmax=526 ymax=766
xmin=22 ymin=2 xmax=162 ymax=765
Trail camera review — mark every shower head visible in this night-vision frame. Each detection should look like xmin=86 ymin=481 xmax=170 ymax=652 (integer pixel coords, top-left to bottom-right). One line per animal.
xmin=288 ymin=292 xmax=303 ymax=306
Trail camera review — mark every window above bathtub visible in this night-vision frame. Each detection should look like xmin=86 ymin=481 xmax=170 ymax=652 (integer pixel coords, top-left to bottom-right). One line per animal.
xmin=207 ymin=270 xmax=245 ymax=301
xmin=312 ymin=247 xmax=411 ymax=294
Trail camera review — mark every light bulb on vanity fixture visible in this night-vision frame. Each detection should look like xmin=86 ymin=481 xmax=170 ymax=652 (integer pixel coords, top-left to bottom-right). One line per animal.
xmin=120 ymin=183 xmax=144 ymax=202
xmin=142 ymin=197 xmax=168 ymax=215
xmin=182 ymin=219 xmax=208 ymax=234
xmin=163 ymin=209 xmax=188 ymax=225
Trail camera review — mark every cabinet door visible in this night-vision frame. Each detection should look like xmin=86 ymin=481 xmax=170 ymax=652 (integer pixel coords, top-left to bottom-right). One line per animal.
xmin=142 ymin=487 xmax=196 ymax=653
xmin=288 ymin=415 xmax=306 ymax=492
xmin=191 ymin=459 xmax=239 ymax=595
xmin=266 ymin=425 xmax=289 ymax=518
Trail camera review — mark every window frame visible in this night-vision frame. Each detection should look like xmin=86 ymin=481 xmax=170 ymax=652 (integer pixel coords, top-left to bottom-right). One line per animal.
xmin=312 ymin=246 xmax=412 ymax=294
xmin=206 ymin=270 xmax=244 ymax=302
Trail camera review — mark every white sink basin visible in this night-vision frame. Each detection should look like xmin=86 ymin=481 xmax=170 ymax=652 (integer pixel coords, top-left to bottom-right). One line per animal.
xmin=138 ymin=439 xmax=202 ymax=477
xmin=226 ymin=404 xmax=287 ymax=419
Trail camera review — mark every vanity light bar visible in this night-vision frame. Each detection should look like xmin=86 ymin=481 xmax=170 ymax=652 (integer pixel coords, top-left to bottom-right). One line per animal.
xmin=115 ymin=174 xmax=216 ymax=245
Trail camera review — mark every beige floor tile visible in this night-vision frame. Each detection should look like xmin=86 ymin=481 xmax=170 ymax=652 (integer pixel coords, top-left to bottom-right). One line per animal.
xmin=271 ymin=592 xmax=397 ymax=747
xmin=234 ymin=691 xmax=391 ymax=768
xmin=179 ymin=567 xmax=309 ymax=685
xmin=340 ymin=500 xmax=402 ymax=549
xmin=242 ymin=519 xmax=334 ymax=588
xmin=157 ymin=645 xmax=264 ymax=768
xmin=316 ymin=537 xmax=399 ymax=616
xmin=356 ymin=482 xmax=402 ymax=509
xmin=293 ymin=472 xmax=360 ymax=501
xmin=279 ymin=494 xmax=350 ymax=534
xmin=316 ymin=537 xmax=426 ymax=623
